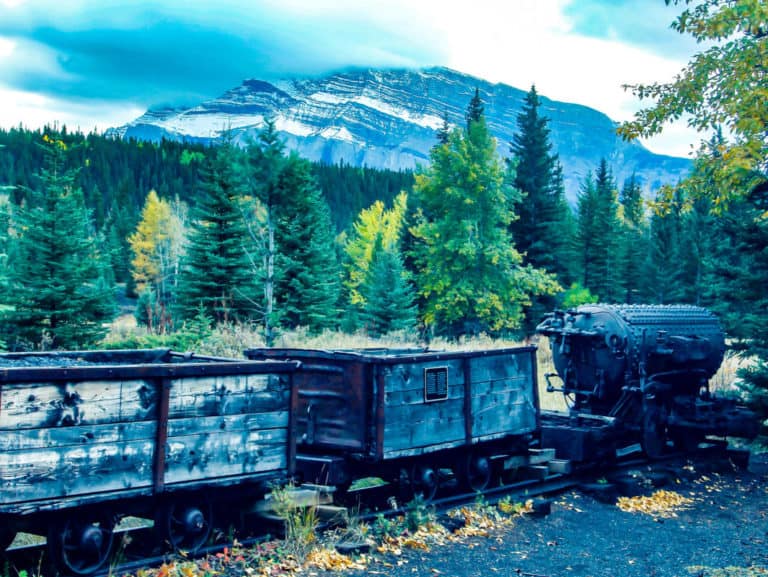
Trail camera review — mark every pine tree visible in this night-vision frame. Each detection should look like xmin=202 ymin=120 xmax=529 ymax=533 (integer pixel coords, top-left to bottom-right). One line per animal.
xmin=2 ymin=135 xmax=115 ymax=350
xmin=410 ymin=94 xmax=558 ymax=337
xmin=509 ymin=85 xmax=574 ymax=329
xmin=575 ymin=160 xmax=622 ymax=302
xmin=644 ymin=194 xmax=685 ymax=304
xmin=678 ymin=196 xmax=713 ymax=305
xmin=617 ymin=174 xmax=649 ymax=303
xmin=359 ymin=235 xmax=417 ymax=337
xmin=465 ymin=87 xmax=484 ymax=130
xmin=435 ymin=109 xmax=451 ymax=147
xmin=245 ymin=122 xmax=340 ymax=337
xmin=176 ymin=141 xmax=254 ymax=324
xmin=272 ymin=154 xmax=341 ymax=331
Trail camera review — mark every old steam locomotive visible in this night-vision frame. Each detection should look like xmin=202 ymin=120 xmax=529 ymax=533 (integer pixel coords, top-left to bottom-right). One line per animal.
xmin=537 ymin=304 xmax=757 ymax=458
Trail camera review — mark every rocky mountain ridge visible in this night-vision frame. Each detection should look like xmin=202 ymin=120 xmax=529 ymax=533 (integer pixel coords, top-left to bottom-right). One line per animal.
xmin=109 ymin=66 xmax=690 ymax=202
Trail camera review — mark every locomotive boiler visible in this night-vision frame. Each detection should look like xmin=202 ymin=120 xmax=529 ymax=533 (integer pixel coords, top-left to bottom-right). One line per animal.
xmin=537 ymin=304 xmax=757 ymax=457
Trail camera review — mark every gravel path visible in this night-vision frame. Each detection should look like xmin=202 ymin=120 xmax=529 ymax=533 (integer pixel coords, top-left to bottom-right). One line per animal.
xmin=326 ymin=454 xmax=768 ymax=577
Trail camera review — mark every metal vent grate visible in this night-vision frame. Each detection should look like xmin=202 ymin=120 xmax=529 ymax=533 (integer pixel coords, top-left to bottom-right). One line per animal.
xmin=424 ymin=366 xmax=448 ymax=402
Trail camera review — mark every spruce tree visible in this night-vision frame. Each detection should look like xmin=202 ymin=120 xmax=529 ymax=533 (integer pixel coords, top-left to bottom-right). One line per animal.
xmin=705 ymin=193 xmax=768 ymax=421
xmin=0 ymin=194 xmax=10 ymax=304
xmin=410 ymin=94 xmax=558 ymax=337
xmin=575 ymin=160 xmax=622 ymax=302
xmin=465 ymin=87 xmax=484 ymax=130
xmin=644 ymin=194 xmax=685 ymax=304
xmin=245 ymin=121 xmax=340 ymax=336
xmin=272 ymin=154 xmax=341 ymax=331
xmin=509 ymin=85 xmax=574 ymax=329
xmin=435 ymin=110 xmax=451 ymax=147
xmin=176 ymin=141 xmax=254 ymax=324
xmin=617 ymin=174 xmax=649 ymax=303
xmin=2 ymin=135 xmax=115 ymax=350
xmin=359 ymin=235 xmax=417 ymax=337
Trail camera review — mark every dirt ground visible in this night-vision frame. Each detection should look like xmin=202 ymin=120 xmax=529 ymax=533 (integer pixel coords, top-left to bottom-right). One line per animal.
xmin=329 ymin=452 xmax=768 ymax=577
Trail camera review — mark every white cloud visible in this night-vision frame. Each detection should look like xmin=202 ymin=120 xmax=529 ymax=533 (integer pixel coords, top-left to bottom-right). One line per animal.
xmin=0 ymin=86 xmax=144 ymax=133
xmin=0 ymin=0 xmax=703 ymax=155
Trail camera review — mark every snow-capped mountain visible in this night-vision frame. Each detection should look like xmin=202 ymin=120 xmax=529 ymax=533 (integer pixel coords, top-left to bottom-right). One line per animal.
xmin=109 ymin=67 xmax=690 ymax=202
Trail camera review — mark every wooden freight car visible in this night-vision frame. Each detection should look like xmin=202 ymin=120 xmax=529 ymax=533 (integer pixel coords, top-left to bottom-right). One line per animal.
xmin=0 ymin=349 xmax=298 ymax=575
xmin=244 ymin=347 xmax=540 ymax=499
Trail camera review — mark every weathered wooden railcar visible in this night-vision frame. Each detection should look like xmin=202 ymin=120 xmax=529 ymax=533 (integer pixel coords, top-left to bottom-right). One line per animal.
xmin=0 ymin=349 xmax=299 ymax=575
xmin=244 ymin=347 xmax=540 ymax=499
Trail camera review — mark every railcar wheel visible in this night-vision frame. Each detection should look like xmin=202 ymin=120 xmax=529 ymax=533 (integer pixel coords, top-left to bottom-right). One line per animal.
xmin=410 ymin=465 xmax=439 ymax=502
xmin=48 ymin=515 xmax=115 ymax=576
xmin=462 ymin=454 xmax=492 ymax=492
xmin=156 ymin=498 xmax=213 ymax=553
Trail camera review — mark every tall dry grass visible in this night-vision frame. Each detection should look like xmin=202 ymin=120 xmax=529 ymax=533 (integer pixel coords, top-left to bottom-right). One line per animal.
xmin=103 ymin=322 xmax=747 ymax=407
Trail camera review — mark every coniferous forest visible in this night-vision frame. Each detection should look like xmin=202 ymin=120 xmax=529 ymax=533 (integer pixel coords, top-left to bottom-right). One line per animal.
xmin=0 ymin=93 xmax=759 ymax=347
xmin=0 ymin=1 xmax=767 ymax=432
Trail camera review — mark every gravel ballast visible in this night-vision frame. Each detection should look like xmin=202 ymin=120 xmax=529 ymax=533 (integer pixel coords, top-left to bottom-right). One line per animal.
xmin=327 ymin=454 xmax=768 ymax=577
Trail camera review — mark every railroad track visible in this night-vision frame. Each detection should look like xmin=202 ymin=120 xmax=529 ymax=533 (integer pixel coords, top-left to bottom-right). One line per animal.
xmin=3 ymin=441 xmax=746 ymax=577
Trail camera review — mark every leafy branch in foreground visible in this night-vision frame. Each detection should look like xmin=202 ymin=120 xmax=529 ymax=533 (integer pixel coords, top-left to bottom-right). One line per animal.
xmin=617 ymin=0 xmax=768 ymax=206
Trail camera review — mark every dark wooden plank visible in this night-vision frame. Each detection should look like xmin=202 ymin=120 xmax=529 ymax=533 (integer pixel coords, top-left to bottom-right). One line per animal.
xmin=0 ymin=420 xmax=157 ymax=451
xmin=167 ymin=411 xmax=289 ymax=437
xmin=0 ymin=379 xmax=131 ymax=430
xmin=167 ymin=374 xmax=289 ymax=418
xmin=468 ymin=350 xmax=535 ymax=382
xmin=164 ymin=427 xmax=288 ymax=484
xmin=0 ymin=439 xmax=156 ymax=503
xmin=382 ymin=398 xmax=465 ymax=456
xmin=383 ymin=359 xmax=466 ymax=394
xmin=471 ymin=389 xmax=537 ymax=438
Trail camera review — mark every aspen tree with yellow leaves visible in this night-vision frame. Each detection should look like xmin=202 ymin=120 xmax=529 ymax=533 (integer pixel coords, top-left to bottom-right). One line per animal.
xmin=128 ymin=189 xmax=187 ymax=333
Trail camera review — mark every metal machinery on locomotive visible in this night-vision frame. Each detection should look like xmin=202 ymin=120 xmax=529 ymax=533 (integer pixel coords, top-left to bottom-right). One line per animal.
xmin=536 ymin=304 xmax=758 ymax=458
xmin=245 ymin=347 xmax=542 ymax=501
xmin=0 ymin=349 xmax=300 ymax=576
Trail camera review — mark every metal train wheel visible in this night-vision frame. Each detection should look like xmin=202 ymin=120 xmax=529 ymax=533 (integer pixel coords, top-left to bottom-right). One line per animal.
xmin=462 ymin=454 xmax=492 ymax=492
xmin=48 ymin=515 xmax=115 ymax=576
xmin=410 ymin=465 xmax=439 ymax=502
xmin=156 ymin=498 xmax=214 ymax=553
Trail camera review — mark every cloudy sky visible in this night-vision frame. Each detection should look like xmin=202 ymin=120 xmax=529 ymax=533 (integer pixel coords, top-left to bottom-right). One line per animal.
xmin=0 ymin=0 xmax=703 ymax=156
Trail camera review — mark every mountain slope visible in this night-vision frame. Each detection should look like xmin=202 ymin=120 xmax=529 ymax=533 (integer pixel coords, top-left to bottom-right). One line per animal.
xmin=110 ymin=67 xmax=690 ymax=202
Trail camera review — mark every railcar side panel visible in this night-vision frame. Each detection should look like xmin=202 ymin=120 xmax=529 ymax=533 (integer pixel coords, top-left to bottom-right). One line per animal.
xmin=468 ymin=350 xmax=538 ymax=441
xmin=381 ymin=359 xmax=466 ymax=459
xmin=0 ymin=378 xmax=158 ymax=504
xmin=0 ymin=352 xmax=297 ymax=513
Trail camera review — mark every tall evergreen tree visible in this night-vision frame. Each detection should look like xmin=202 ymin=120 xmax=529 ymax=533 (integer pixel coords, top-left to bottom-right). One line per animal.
xmin=2 ymin=135 xmax=115 ymax=350
xmin=410 ymin=94 xmax=558 ymax=337
xmin=0 ymin=193 xmax=12 ymax=337
xmin=359 ymin=234 xmax=417 ymax=337
xmin=272 ymin=154 xmax=341 ymax=331
xmin=465 ymin=88 xmax=484 ymax=130
xmin=245 ymin=121 xmax=340 ymax=336
xmin=509 ymin=85 xmax=574 ymax=329
xmin=176 ymin=141 xmax=254 ymax=324
xmin=575 ymin=160 xmax=622 ymax=302
xmin=435 ymin=109 xmax=451 ymax=147
xmin=678 ymin=196 xmax=713 ymax=305
xmin=617 ymin=174 xmax=649 ymax=303
xmin=644 ymin=193 xmax=685 ymax=303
